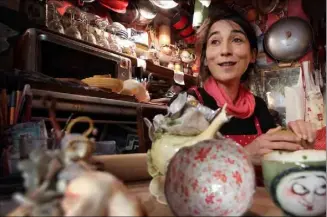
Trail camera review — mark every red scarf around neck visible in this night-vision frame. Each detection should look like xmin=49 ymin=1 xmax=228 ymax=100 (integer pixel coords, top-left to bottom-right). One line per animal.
xmin=204 ymin=76 xmax=256 ymax=119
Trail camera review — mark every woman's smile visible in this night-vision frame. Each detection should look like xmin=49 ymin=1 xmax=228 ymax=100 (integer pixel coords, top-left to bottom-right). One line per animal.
xmin=218 ymin=61 xmax=237 ymax=67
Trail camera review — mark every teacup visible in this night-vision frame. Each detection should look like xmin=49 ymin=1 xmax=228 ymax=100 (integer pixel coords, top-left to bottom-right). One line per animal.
xmin=262 ymin=150 xmax=326 ymax=216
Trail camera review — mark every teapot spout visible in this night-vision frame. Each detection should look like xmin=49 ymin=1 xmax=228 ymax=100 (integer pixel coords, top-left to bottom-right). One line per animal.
xmin=183 ymin=103 xmax=231 ymax=147
xmin=196 ymin=103 xmax=231 ymax=140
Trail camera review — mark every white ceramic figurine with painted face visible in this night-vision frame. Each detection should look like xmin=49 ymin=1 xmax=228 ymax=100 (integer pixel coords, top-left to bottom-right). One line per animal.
xmin=273 ymin=168 xmax=326 ymax=216
xmin=262 ymin=150 xmax=326 ymax=217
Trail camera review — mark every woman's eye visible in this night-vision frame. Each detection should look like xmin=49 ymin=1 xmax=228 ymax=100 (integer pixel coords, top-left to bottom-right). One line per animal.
xmin=210 ymin=39 xmax=220 ymax=45
xmin=233 ymin=38 xmax=243 ymax=43
xmin=292 ymin=183 xmax=309 ymax=195
xmin=315 ymin=184 xmax=326 ymax=196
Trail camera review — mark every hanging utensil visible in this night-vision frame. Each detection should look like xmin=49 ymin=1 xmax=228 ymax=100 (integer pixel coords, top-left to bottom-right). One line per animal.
xmin=134 ymin=0 xmax=157 ymax=26
xmin=252 ymin=0 xmax=287 ymax=15
xmin=264 ymin=17 xmax=313 ymax=67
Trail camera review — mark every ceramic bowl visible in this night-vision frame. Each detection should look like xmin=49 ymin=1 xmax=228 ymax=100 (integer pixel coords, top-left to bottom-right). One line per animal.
xmin=262 ymin=150 xmax=326 ymax=216
xmin=164 ymin=139 xmax=256 ymax=216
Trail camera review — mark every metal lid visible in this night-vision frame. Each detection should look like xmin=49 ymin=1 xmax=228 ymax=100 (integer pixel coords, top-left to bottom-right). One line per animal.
xmin=264 ymin=17 xmax=313 ymax=62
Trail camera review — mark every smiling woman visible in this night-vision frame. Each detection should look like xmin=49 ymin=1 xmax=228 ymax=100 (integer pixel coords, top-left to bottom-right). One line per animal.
xmin=205 ymin=20 xmax=255 ymax=84
xmin=199 ymin=13 xmax=257 ymax=85
xmin=168 ymin=4 xmax=317 ymax=180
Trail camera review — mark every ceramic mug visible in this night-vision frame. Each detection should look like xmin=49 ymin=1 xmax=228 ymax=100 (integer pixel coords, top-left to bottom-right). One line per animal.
xmin=262 ymin=150 xmax=326 ymax=216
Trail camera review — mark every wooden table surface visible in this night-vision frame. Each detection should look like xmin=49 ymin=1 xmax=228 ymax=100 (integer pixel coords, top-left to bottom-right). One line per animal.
xmin=127 ymin=181 xmax=283 ymax=216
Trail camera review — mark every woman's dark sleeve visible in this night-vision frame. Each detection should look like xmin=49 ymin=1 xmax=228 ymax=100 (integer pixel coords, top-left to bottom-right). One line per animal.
xmin=255 ymin=97 xmax=277 ymax=133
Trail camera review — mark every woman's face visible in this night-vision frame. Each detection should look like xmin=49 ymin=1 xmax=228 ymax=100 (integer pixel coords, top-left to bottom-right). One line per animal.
xmin=205 ymin=20 xmax=256 ymax=84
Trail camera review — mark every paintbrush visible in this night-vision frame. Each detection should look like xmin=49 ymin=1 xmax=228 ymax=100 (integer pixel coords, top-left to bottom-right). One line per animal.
xmin=17 ymin=84 xmax=32 ymax=123
xmin=7 ymin=76 xmax=16 ymax=126
xmin=0 ymin=74 xmax=8 ymax=127
xmin=14 ymin=80 xmax=23 ymax=125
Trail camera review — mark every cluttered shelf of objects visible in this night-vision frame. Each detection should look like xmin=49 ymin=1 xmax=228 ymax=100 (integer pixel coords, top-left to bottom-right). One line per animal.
xmin=0 ymin=69 xmax=170 ymax=108
xmin=0 ymin=69 xmax=169 ymax=161
xmin=16 ymin=27 xmax=197 ymax=90
xmin=36 ymin=27 xmax=198 ymax=88
xmin=6 ymin=0 xmax=199 ymax=88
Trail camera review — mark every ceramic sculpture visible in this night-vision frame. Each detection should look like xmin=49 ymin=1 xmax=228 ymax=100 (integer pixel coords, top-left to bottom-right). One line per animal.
xmin=262 ymin=150 xmax=326 ymax=216
xmin=164 ymin=139 xmax=256 ymax=216
xmin=7 ymin=116 xmax=145 ymax=216
xmin=145 ymin=92 xmax=231 ymax=204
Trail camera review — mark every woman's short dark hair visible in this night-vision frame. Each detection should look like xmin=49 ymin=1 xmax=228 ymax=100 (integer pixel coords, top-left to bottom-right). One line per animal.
xmin=196 ymin=2 xmax=258 ymax=85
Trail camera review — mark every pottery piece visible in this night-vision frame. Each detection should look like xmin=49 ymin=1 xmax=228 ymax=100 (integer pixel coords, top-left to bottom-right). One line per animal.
xmin=148 ymin=104 xmax=230 ymax=176
xmin=165 ymin=139 xmax=256 ymax=216
xmin=146 ymin=100 xmax=231 ymax=205
xmin=262 ymin=150 xmax=326 ymax=216
xmin=167 ymin=92 xmax=188 ymax=119
xmin=62 ymin=171 xmax=145 ymax=216
xmin=61 ymin=116 xmax=95 ymax=165
xmin=180 ymin=50 xmax=196 ymax=64
xmin=7 ymin=115 xmax=147 ymax=217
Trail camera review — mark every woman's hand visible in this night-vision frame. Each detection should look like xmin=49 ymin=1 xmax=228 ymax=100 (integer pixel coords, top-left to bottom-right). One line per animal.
xmin=245 ymin=126 xmax=303 ymax=165
xmin=288 ymin=120 xmax=317 ymax=143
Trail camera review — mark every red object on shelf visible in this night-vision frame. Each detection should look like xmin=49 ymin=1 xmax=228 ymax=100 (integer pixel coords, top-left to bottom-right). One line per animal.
xmin=55 ymin=1 xmax=73 ymax=16
xmin=172 ymin=15 xmax=189 ymax=30
xmin=179 ymin=25 xmax=194 ymax=37
xmin=184 ymin=34 xmax=196 ymax=44
xmin=98 ymin=0 xmax=128 ymax=13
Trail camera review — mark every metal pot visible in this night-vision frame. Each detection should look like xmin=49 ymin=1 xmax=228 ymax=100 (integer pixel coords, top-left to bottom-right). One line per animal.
xmin=264 ymin=17 xmax=313 ymax=65
xmin=134 ymin=0 xmax=157 ymax=25
xmin=252 ymin=0 xmax=287 ymax=15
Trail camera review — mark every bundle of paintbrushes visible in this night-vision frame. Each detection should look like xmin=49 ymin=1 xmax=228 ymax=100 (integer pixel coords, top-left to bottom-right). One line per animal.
xmin=0 ymin=73 xmax=33 ymax=134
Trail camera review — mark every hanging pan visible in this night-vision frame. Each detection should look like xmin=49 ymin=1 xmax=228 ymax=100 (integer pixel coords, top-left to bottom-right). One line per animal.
xmin=264 ymin=16 xmax=313 ymax=67
xmin=252 ymin=0 xmax=286 ymax=15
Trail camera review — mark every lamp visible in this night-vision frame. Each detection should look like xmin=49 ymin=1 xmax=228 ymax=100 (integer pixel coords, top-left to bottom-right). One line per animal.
xmin=192 ymin=0 xmax=211 ymax=29
xmin=158 ymin=25 xmax=171 ymax=46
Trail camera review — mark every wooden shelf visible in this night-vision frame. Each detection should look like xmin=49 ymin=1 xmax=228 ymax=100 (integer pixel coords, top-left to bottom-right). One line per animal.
xmin=1 ymin=5 xmax=197 ymax=88
xmin=82 ymin=44 xmax=198 ymax=88
xmin=145 ymin=61 xmax=197 ymax=88
xmin=93 ymin=48 xmax=198 ymax=88
xmin=31 ymin=28 xmax=197 ymax=88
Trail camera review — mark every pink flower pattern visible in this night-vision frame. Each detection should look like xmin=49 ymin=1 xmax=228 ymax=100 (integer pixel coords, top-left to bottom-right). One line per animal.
xmin=165 ymin=140 xmax=256 ymax=216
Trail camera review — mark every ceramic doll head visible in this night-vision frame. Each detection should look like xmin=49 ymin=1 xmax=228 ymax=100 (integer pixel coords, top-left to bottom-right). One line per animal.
xmin=271 ymin=166 xmax=326 ymax=216
xmin=180 ymin=50 xmax=196 ymax=64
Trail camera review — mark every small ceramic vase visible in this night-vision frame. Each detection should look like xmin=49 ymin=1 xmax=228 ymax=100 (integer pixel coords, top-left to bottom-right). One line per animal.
xmin=165 ymin=139 xmax=256 ymax=216
xmin=262 ymin=150 xmax=326 ymax=216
